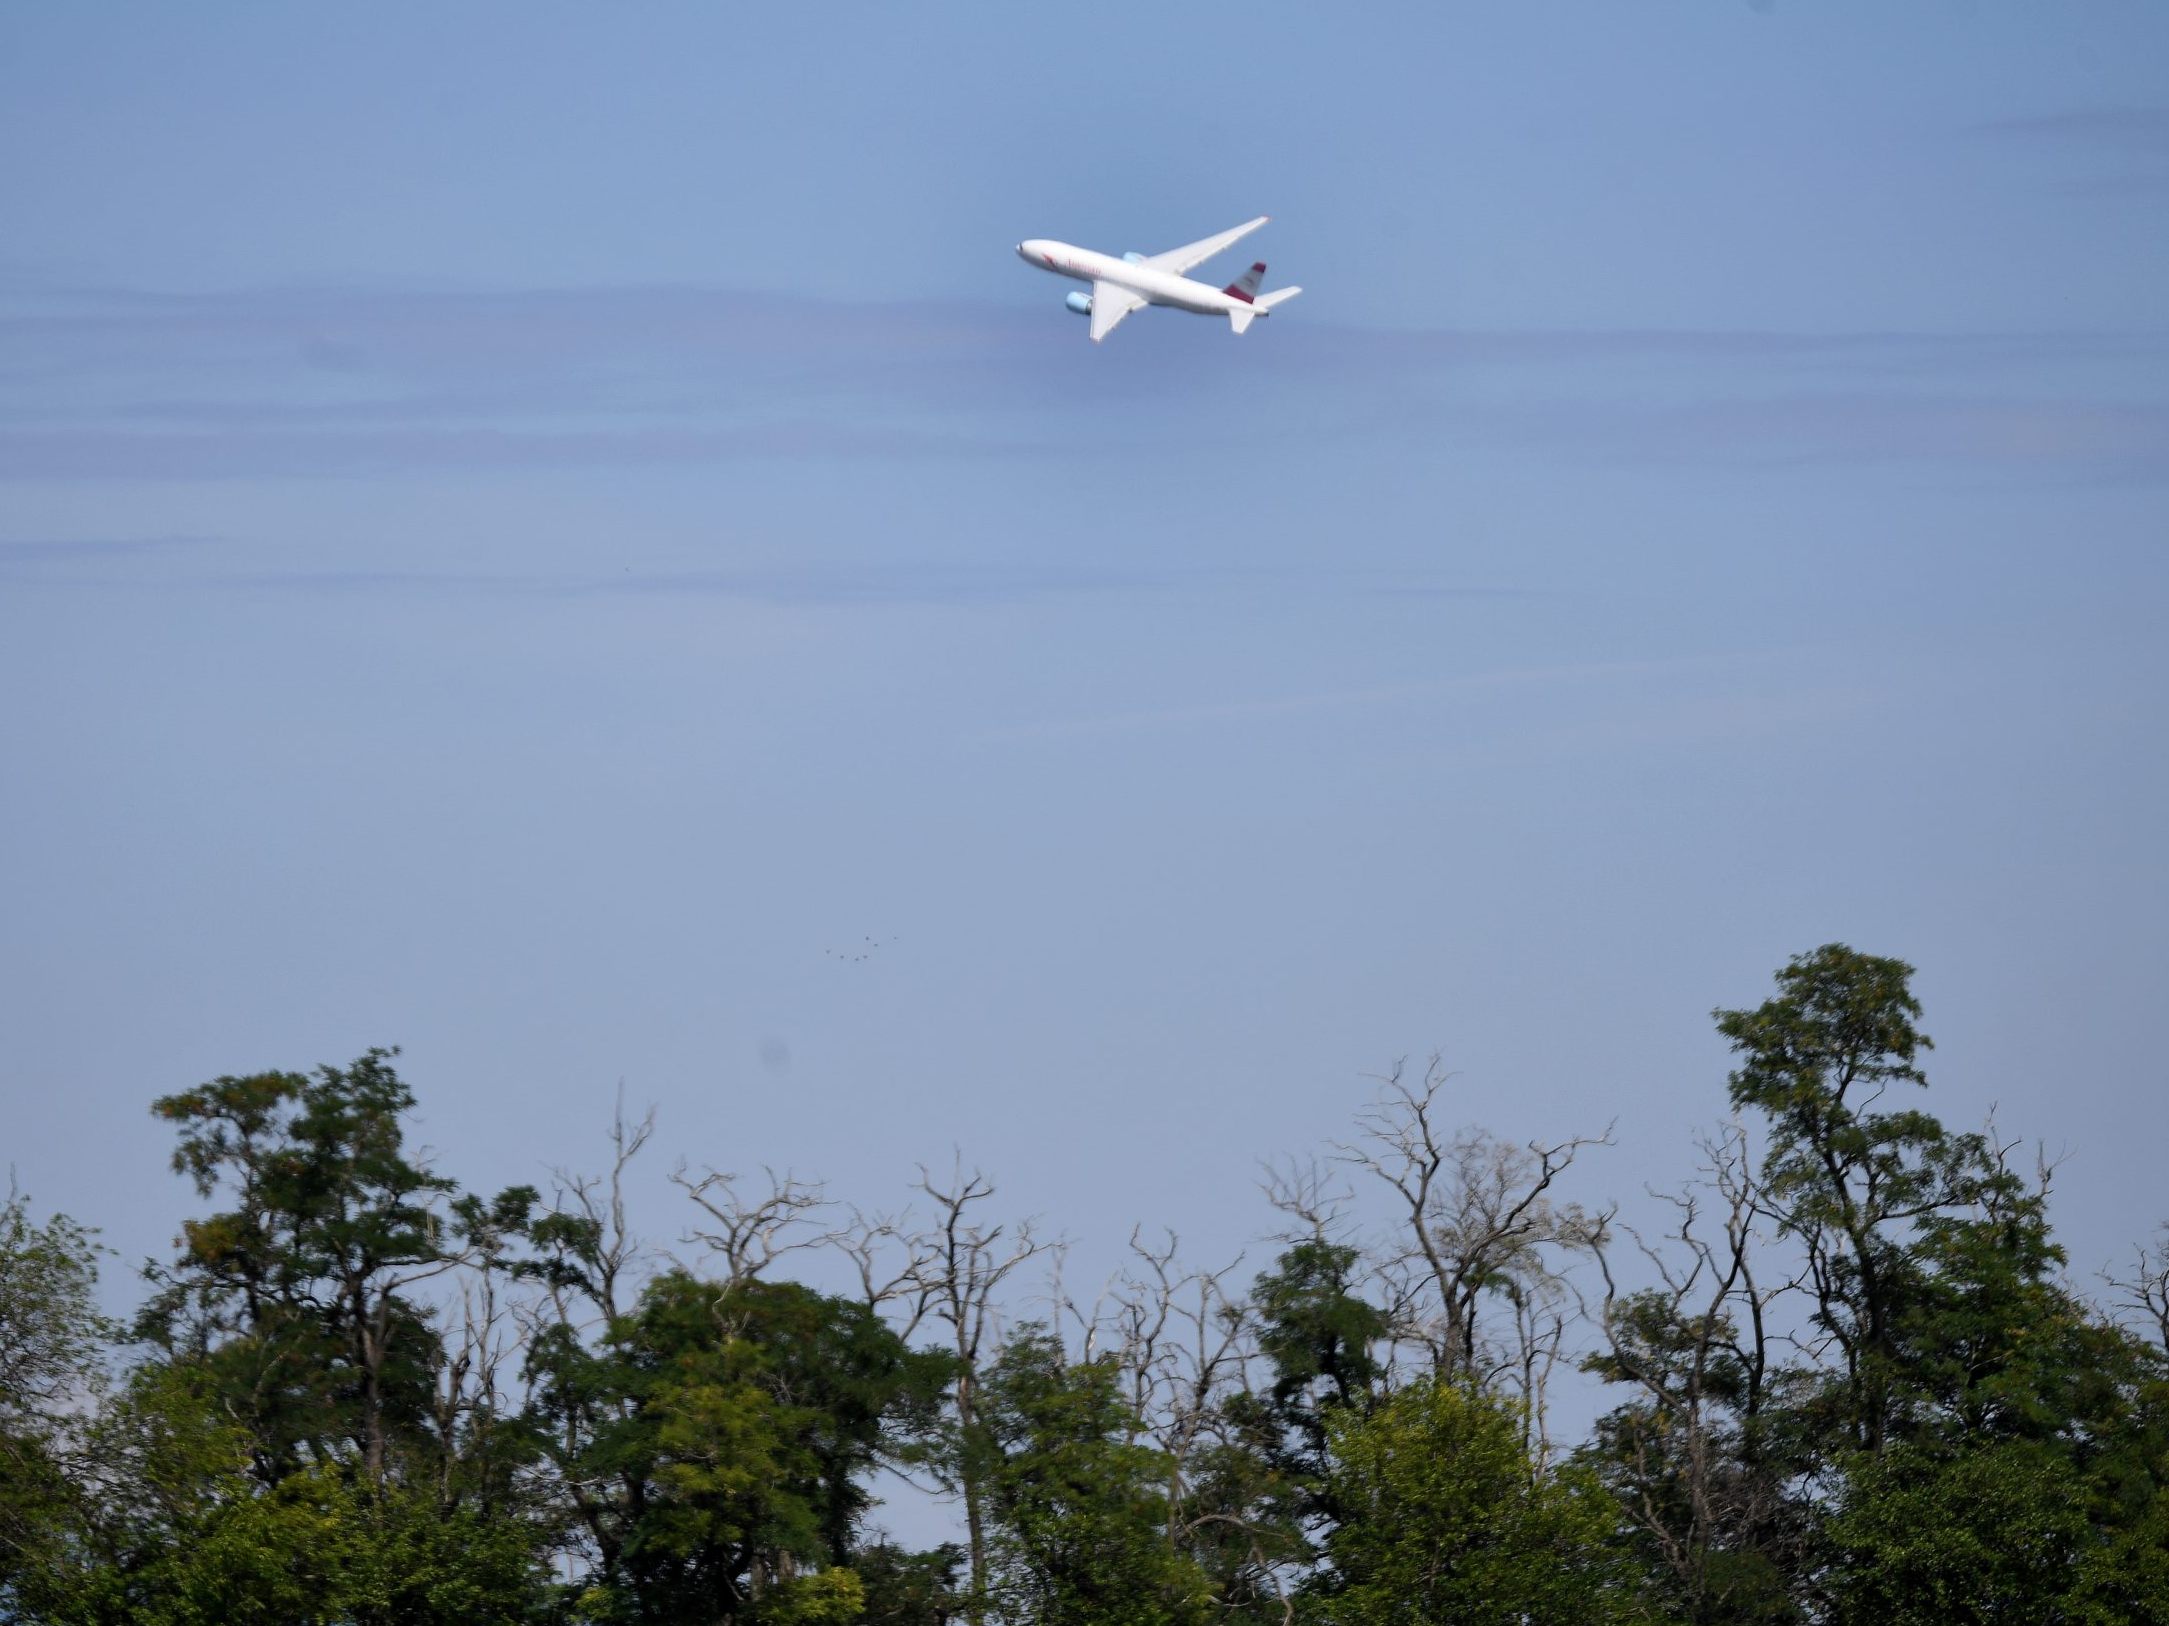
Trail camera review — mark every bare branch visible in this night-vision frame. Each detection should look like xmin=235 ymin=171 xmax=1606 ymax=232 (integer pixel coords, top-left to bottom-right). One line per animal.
xmin=670 ymin=1163 xmax=834 ymax=1290
xmin=2106 ymin=1223 xmax=2169 ymax=1354
xmin=1334 ymin=1054 xmax=1612 ymax=1386
xmin=1258 ymin=1156 xmax=1352 ymax=1241
xmin=903 ymin=1154 xmax=1055 ymax=1620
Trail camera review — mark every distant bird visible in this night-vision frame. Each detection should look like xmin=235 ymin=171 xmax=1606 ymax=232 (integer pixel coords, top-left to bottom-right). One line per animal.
xmin=824 ymin=935 xmax=895 ymax=965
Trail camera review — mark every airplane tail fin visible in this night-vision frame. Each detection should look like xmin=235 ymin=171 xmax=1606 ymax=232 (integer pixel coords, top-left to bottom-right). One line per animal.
xmin=1222 ymin=261 xmax=1267 ymax=303
xmin=1228 ymin=280 xmax=1298 ymax=335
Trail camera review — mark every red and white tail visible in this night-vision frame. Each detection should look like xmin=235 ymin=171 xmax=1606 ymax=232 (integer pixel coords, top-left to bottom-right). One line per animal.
xmin=1222 ymin=261 xmax=1267 ymax=303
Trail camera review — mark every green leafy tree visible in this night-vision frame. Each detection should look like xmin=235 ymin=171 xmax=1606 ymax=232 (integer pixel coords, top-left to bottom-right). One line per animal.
xmin=1171 ymin=1420 xmax=1313 ymax=1626
xmin=1824 ymin=1440 xmax=2089 ymax=1625
xmin=141 ymin=1049 xmax=536 ymax=1487
xmin=1713 ymin=944 xmax=2027 ymax=1455
xmin=12 ymin=1358 xmax=552 ymax=1626
xmin=848 ymin=1540 xmax=964 ymax=1626
xmin=118 ymin=1463 xmax=549 ymax=1626
xmin=1713 ymin=945 xmax=2169 ymax=1617
xmin=1182 ymin=1240 xmax=1388 ymax=1618
xmin=750 ymin=1568 xmax=866 ymax=1626
xmin=0 ymin=1191 xmax=112 ymax=1420
xmin=1576 ymin=1118 xmax=1809 ymax=1625
xmin=1819 ymin=1317 xmax=2169 ymax=1623
xmin=0 ymin=1192 xmax=116 ymax=1617
xmin=526 ymin=1270 xmax=944 ymax=1625
xmin=1580 ymin=1292 xmax=1803 ymax=1624
xmin=1245 ymin=1241 xmax=1387 ymax=1482
xmin=975 ymin=1328 xmax=1213 ymax=1626
xmin=721 ymin=1278 xmax=952 ymax=1564
xmin=1312 ymin=1376 xmax=1655 ymax=1626
xmin=2063 ymin=1474 xmax=2169 ymax=1625
xmin=13 ymin=973 xmax=2169 ymax=1626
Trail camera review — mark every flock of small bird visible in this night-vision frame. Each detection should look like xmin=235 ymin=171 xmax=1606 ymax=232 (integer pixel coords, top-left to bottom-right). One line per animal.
xmin=824 ymin=935 xmax=893 ymax=964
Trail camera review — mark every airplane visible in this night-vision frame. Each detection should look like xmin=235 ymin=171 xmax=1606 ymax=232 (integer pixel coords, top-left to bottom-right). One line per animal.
xmin=1015 ymin=216 xmax=1301 ymax=343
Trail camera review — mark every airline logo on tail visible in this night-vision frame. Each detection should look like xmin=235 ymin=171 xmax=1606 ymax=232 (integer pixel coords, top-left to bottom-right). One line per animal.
xmin=1223 ymin=262 xmax=1267 ymax=304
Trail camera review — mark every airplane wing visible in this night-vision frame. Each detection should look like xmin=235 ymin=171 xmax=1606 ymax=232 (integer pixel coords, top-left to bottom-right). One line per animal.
xmin=1143 ymin=216 xmax=1269 ymax=276
xmin=1088 ymin=281 xmax=1148 ymax=343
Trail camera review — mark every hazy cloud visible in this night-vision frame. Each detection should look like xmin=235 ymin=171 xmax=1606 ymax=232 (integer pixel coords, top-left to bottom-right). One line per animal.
xmin=0 ymin=533 xmax=215 ymax=560
xmin=1977 ymin=107 xmax=2169 ymax=152
xmin=1974 ymin=107 xmax=2169 ymax=198
xmin=199 ymin=559 xmax=1176 ymax=608
xmin=0 ymin=422 xmax=1046 ymax=481
xmin=973 ymin=653 xmax=1769 ymax=744
xmin=2 ymin=280 xmax=2162 ymax=482
xmin=3 ymin=545 xmax=1553 ymax=614
xmin=0 ymin=534 xmax=221 ymax=584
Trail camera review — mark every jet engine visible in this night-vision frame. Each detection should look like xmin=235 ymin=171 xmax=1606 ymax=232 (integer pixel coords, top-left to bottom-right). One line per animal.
xmin=1064 ymin=290 xmax=1092 ymax=317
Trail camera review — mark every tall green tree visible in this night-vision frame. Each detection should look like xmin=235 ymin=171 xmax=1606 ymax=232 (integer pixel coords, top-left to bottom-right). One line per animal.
xmin=140 ymin=1049 xmax=535 ymax=1488
xmin=132 ymin=1464 xmax=550 ymax=1626
xmin=524 ymin=1269 xmax=946 ymax=1625
xmin=1824 ymin=1439 xmax=2089 ymax=1626
xmin=1712 ymin=945 xmax=2169 ymax=1618
xmin=1185 ymin=1238 xmax=1388 ymax=1613
xmin=0 ymin=1192 xmax=115 ymax=1618
xmin=1245 ymin=1241 xmax=1387 ymax=1483
xmin=1311 ymin=1376 xmax=1655 ymax=1626
xmin=1577 ymin=1118 xmax=1808 ymax=1625
xmin=974 ymin=1329 xmax=1213 ymax=1626
xmin=7 ymin=1353 xmax=555 ymax=1626
xmin=848 ymin=1540 xmax=964 ymax=1626
xmin=1580 ymin=1291 xmax=1803 ymax=1624
xmin=1716 ymin=945 xmax=1956 ymax=1454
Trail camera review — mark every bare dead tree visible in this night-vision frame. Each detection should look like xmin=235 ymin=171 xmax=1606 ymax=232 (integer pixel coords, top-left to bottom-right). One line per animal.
xmin=1100 ymin=1229 xmax=1181 ymax=1441
xmin=1078 ymin=1229 xmax=1305 ymax=1621
xmin=1082 ymin=1228 xmax=1248 ymax=1460
xmin=905 ymin=1156 xmax=1053 ymax=1624
xmin=540 ymin=1096 xmax=656 ymax=1329
xmin=429 ymin=1198 xmax=529 ymax=1512
xmin=1336 ymin=1056 xmax=1611 ymax=1396
xmin=1046 ymin=1238 xmax=1109 ymax=1367
xmin=670 ymin=1163 xmax=834 ymax=1293
xmin=1587 ymin=1120 xmax=1796 ymax=1620
xmin=2107 ymin=1223 xmax=2169 ymax=1354
xmin=1258 ymin=1155 xmax=1353 ymax=1243
xmin=519 ymin=1094 xmax=659 ymax=1583
xmin=1165 ymin=1254 xmax=1252 ymax=1479
xmin=1499 ymin=1263 xmax=1586 ymax=1464
xmin=836 ymin=1205 xmax=939 ymax=1342
xmin=1126 ymin=1237 xmax=1251 ymax=1516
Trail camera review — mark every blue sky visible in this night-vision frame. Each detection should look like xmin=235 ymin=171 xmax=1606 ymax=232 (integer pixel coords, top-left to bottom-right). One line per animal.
xmin=4 ymin=0 xmax=2166 ymax=1447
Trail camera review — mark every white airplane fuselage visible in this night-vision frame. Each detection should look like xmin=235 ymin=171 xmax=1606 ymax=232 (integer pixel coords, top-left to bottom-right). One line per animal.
xmin=1016 ymin=240 xmax=1252 ymax=320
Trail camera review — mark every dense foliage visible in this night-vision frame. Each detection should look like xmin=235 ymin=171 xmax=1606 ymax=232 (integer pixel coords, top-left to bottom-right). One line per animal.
xmin=2 ymin=946 xmax=2164 ymax=1622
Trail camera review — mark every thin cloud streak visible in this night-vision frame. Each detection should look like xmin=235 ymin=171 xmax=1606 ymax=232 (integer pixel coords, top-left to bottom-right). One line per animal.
xmin=4 ymin=550 xmax=1540 ymax=613
xmin=1975 ymin=107 xmax=2169 ymax=152
xmin=0 ymin=534 xmax=216 ymax=561
xmin=1971 ymin=107 xmax=2169 ymax=200
xmin=202 ymin=562 xmax=1170 ymax=607
xmin=0 ymin=422 xmax=1050 ymax=480
xmin=0 ymin=534 xmax=222 ymax=586
xmin=971 ymin=652 xmax=1778 ymax=745
xmin=3 ymin=279 xmax=2163 ymax=482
